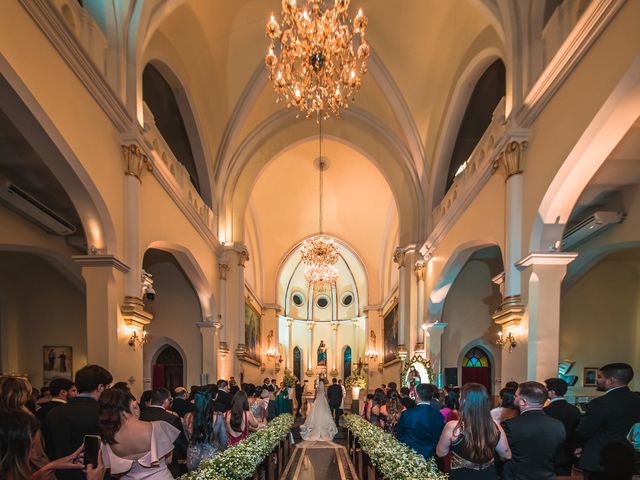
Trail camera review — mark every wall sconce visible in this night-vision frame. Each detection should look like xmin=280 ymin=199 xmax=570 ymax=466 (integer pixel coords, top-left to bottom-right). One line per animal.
xmin=128 ymin=329 xmax=148 ymax=350
xmin=496 ymin=330 xmax=517 ymax=353
xmin=265 ymin=330 xmax=279 ymax=360
xmin=365 ymin=330 xmax=378 ymax=361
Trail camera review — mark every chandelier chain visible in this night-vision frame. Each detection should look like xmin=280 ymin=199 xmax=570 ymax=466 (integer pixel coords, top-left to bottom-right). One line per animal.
xmin=319 ymin=115 xmax=323 ymax=234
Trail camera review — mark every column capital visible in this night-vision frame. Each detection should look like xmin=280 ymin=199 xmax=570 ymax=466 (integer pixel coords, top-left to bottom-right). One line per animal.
xmin=414 ymin=260 xmax=426 ymax=281
xmin=492 ymin=295 xmax=525 ymax=328
xmin=122 ymin=143 xmax=153 ymax=183
xmin=495 ymin=140 xmax=527 ymax=180
xmin=516 ymin=252 xmax=578 ymax=269
xmin=218 ymin=263 xmax=230 ymax=280
xmin=393 ymin=247 xmax=406 ymax=267
xmin=306 ymin=321 xmax=315 ymax=331
xmin=73 ymin=255 xmax=130 ymax=273
xmin=330 ymin=322 xmax=339 ymax=331
xmin=195 ymin=321 xmax=216 ymax=329
xmin=121 ymin=296 xmax=153 ymax=329
xmin=223 ymin=244 xmax=250 ymax=267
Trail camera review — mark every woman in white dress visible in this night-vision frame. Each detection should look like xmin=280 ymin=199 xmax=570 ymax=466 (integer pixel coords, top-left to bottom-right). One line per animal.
xmin=300 ymin=378 xmax=338 ymax=441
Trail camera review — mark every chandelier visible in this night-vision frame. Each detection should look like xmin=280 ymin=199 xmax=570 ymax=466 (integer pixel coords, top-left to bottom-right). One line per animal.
xmin=301 ymin=119 xmax=339 ymax=292
xmin=265 ymin=0 xmax=369 ymax=119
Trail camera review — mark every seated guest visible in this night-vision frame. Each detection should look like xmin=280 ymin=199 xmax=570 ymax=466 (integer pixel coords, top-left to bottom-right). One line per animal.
xmin=171 ymin=387 xmax=194 ymax=418
xmin=396 ymin=383 xmax=446 ymax=461
xmin=45 ymin=365 xmax=113 ymax=480
xmin=140 ymin=388 xmax=188 ymax=477
xmin=436 ymin=383 xmax=511 ymax=478
xmin=501 ymin=381 xmax=565 ymax=480
xmin=576 ymin=363 xmax=640 ymax=479
xmin=543 ymin=378 xmax=581 ymax=476
xmin=491 ymin=387 xmax=519 ymax=423
xmin=225 ymin=392 xmax=258 ymax=446
xmin=399 ymin=387 xmax=417 ymax=410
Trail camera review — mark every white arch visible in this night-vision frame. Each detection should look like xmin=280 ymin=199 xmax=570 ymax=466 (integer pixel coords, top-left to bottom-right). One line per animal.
xmin=529 ymin=56 xmax=640 ymax=252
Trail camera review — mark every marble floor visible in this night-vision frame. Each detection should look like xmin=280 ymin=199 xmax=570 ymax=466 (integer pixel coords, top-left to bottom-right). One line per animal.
xmin=281 ymin=440 xmax=357 ymax=480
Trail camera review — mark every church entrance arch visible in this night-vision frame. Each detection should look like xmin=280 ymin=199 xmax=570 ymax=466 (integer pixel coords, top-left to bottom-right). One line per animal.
xmin=293 ymin=346 xmax=302 ymax=381
xmin=461 ymin=346 xmax=492 ymax=393
xmin=153 ymin=345 xmax=184 ymax=392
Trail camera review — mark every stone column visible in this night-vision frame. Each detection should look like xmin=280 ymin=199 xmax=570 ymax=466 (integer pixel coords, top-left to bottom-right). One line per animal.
xmin=352 ymin=318 xmax=360 ymax=364
xmin=217 ymin=263 xmax=230 ymax=379
xmin=427 ymin=322 xmax=447 ymax=387
xmin=414 ymin=260 xmax=426 ymax=352
xmin=517 ymin=252 xmax=577 ymax=381
xmin=285 ymin=317 xmax=293 ymax=372
xmin=330 ymin=322 xmax=339 ymax=377
xmin=306 ymin=321 xmax=315 ymax=376
xmin=393 ymin=247 xmax=408 ymax=360
xmin=197 ymin=321 xmax=216 ymax=385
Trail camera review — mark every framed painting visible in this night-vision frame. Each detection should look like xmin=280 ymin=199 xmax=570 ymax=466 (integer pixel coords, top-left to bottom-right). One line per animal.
xmin=583 ymin=367 xmax=598 ymax=387
xmin=43 ymin=346 xmax=72 ymax=386
xmin=244 ymin=299 xmax=261 ymax=365
xmin=383 ymin=301 xmax=399 ymax=365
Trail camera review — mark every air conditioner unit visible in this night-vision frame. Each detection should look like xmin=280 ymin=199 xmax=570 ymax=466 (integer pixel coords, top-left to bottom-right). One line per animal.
xmin=0 ymin=173 xmax=76 ymax=236
xmin=561 ymin=211 xmax=624 ymax=249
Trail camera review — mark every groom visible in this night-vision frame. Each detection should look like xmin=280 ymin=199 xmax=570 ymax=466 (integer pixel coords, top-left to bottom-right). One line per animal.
xmin=327 ymin=377 xmax=343 ymax=425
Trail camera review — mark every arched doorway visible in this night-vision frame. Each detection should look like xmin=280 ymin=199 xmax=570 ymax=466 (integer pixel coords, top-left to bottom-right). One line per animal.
xmin=293 ymin=346 xmax=302 ymax=381
xmin=343 ymin=346 xmax=352 ymax=381
xmin=461 ymin=346 xmax=492 ymax=393
xmin=153 ymin=345 xmax=184 ymax=392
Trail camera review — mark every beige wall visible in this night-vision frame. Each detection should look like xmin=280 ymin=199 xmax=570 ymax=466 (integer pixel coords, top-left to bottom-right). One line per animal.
xmin=560 ymin=259 xmax=640 ymax=397
xmin=0 ymin=253 xmax=86 ymax=388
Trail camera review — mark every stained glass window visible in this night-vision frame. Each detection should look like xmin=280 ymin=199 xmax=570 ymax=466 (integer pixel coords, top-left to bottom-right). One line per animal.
xmin=293 ymin=347 xmax=302 ymax=380
xmin=343 ymin=346 xmax=352 ymax=380
xmin=463 ymin=347 xmax=490 ymax=367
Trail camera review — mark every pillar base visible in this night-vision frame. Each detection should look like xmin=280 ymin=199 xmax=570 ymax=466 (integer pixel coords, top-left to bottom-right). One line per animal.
xmin=491 ymin=295 xmax=525 ymax=329
xmin=329 ymin=368 xmax=339 ymax=377
xmin=305 ymin=369 xmax=315 ymax=377
xmin=121 ymin=296 xmax=153 ymax=329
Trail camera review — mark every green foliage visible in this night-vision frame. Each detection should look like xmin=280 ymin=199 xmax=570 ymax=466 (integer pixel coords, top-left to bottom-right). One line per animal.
xmin=344 ymin=374 xmax=367 ymax=389
xmin=282 ymin=373 xmax=298 ymax=388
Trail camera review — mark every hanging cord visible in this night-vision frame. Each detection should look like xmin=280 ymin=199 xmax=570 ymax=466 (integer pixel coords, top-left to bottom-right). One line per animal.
xmin=318 ymin=114 xmax=323 ymax=235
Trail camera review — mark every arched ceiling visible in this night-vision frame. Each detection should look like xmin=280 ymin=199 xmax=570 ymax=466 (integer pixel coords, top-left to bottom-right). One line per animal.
xmin=246 ymin=139 xmax=396 ymax=304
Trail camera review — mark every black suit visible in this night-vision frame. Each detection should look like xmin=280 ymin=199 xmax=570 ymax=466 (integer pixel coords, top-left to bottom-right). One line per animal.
xmin=295 ymin=384 xmax=304 ymax=415
xmin=213 ymin=390 xmax=233 ymax=412
xmin=502 ymin=409 xmax=566 ymax=480
xmin=327 ymin=383 xmax=343 ymax=424
xmin=170 ymin=397 xmax=194 ymax=418
xmin=544 ymin=398 xmax=582 ymax=475
xmin=576 ymin=386 xmax=640 ymax=476
xmin=44 ymin=396 xmax=101 ymax=480
xmin=140 ymin=406 xmax=188 ymax=477
xmin=37 ymin=400 xmax=66 ymax=459
xmin=400 ymin=396 xmax=417 ymax=410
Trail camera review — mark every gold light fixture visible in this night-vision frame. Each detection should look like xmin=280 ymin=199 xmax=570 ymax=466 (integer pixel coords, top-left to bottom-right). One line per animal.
xmin=265 ymin=0 xmax=369 ymax=119
xmin=301 ymin=118 xmax=339 ymax=292
xmin=128 ymin=329 xmax=148 ymax=350
xmin=496 ymin=330 xmax=518 ymax=353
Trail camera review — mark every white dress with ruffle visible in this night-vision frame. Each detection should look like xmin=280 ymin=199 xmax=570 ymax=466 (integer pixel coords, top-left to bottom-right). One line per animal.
xmin=101 ymin=421 xmax=180 ymax=480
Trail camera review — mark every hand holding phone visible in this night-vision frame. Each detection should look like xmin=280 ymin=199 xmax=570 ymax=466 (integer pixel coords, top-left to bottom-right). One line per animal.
xmin=83 ymin=435 xmax=101 ymax=468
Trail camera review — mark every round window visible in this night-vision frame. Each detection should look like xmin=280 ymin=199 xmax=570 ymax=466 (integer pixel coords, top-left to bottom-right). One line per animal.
xmin=341 ymin=292 xmax=353 ymax=306
xmin=292 ymin=292 xmax=305 ymax=307
xmin=316 ymin=295 xmax=330 ymax=309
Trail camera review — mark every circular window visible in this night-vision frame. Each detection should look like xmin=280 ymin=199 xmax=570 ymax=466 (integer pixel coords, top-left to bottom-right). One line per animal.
xmin=341 ymin=292 xmax=354 ymax=306
xmin=292 ymin=292 xmax=305 ymax=307
xmin=316 ymin=295 xmax=330 ymax=309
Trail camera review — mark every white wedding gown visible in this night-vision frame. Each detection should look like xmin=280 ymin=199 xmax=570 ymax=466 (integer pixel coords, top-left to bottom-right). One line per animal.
xmin=300 ymin=381 xmax=338 ymax=441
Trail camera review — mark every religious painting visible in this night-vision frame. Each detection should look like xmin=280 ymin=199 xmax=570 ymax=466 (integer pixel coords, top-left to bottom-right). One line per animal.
xmin=244 ymin=300 xmax=261 ymax=364
xmin=383 ymin=303 xmax=399 ymax=364
xmin=583 ymin=367 xmax=598 ymax=387
xmin=43 ymin=346 xmax=72 ymax=386
xmin=317 ymin=340 xmax=327 ymax=366
xmin=400 ymin=354 xmax=434 ymax=399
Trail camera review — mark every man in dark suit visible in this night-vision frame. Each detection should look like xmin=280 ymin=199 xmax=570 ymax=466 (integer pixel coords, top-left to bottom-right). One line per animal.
xmin=396 ymin=383 xmax=445 ymax=461
xmin=45 ymin=365 xmax=113 ymax=480
xmin=295 ymin=379 xmax=304 ymax=416
xmin=501 ymin=381 xmax=566 ymax=480
xmin=399 ymin=386 xmax=417 ymax=409
xmin=140 ymin=388 xmax=188 ymax=478
xmin=213 ymin=379 xmax=233 ymax=412
xmin=170 ymin=386 xmax=194 ymax=418
xmin=576 ymin=363 xmax=640 ymax=479
xmin=544 ymin=377 xmax=582 ymax=476
xmin=327 ymin=377 xmax=343 ymax=425
xmin=38 ymin=378 xmax=77 ymax=458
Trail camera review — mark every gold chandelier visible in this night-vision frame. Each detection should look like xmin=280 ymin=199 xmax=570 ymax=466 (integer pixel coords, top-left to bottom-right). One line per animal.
xmin=265 ymin=0 xmax=369 ymax=119
xmin=301 ymin=119 xmax=339 ymax=292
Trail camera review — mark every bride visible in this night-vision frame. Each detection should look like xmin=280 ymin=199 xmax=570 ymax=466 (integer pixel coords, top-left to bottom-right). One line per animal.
xmin=300 ymin=376 xmax=338 ymax=441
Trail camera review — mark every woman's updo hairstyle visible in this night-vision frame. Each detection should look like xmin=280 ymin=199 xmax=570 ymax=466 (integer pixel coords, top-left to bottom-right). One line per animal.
xmin=99 ymin=387 xmax=134 ymax=445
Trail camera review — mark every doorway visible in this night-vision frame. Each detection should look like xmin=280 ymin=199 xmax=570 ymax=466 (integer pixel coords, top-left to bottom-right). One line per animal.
xmin=153 ymin=345 xmax=184 ymax=392
xmin=293 ymin=346 xmax=302 ymax=381
xmin=461 ymin=346 xmax=492 ymax=393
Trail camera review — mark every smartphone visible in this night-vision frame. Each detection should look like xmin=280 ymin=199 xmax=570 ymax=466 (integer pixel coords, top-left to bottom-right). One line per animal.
xmin=83 ymin=435 xmax=101 ymax=468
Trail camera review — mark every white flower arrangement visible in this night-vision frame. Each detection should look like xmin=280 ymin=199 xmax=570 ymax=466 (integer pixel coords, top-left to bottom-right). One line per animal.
xmin=343 ymin=414 xmax=448 ymax=480
xmin=344 ymin=373 xmax=367 ymax=389
xmin=181 ymin=413 xmax=294 ymax=480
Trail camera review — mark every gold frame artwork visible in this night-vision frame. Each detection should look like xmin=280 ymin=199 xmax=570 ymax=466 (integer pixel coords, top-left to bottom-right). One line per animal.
xmin=382 ymin=297 xmax=401 ymax=367
xmin=43 ymin=346 xmax=73 ymax=386
xmin=583 ymin=367 xmax=598 ymax=387
xmin=243 ymin=297 xmax=262 ymax=366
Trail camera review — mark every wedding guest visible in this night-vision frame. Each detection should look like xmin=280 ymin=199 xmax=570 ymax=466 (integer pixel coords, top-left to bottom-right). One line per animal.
xmin=183 ymin=386 xmax=226 ymax=471
xmin=396 ymin=383 xmax=445 ymax=461
xmin=36 ymin=378 xmax=76 ymax=425
xmin=37 ymin=387 xmax=52 ymax=406
xmin=436 ymin=383 xmax=511 ymax=478
xmin=45 ymin=364 xmax=113 ymax=480
xmin=225 ymin=392 xmax=258 ymax=446
xmin=505 ymin=381 xmax=519 ymax=390
xmin=440 ymin=390 xmax=460 ymax=423
xmin=501 ymin=381 xmax=565 ymax=480
xmin=271 ymin=379 xmax=278 ymax=393
xmin=99 ymin=388 xmax=179 ymax=480
xmin=277 ymin=382 xmax=292 ymax=415
xmin=229 ymin=378 xmax=239 ymax=396
xmin=490 ymin=388 xmax=519 ymax=423
xmin=213 ymin=380 xmax=233 ymax=412
xmin=262 ymin=378 xmax=273 ymax=392
xmin=543 ymin=378 xmax=581 ymax=476
xmin=424 ymin=383 xmax=443 ymax=411
xmin=338 ymin=379 xmax=346 ymax=413
xmin=266 ymin=391 xmax=278 ymax=422
xmin=250 ymin=389 xmax=269 ymax=427
xmin=400 ymin=387 xmax=417 ymax=410
xmin=361 ymin=393 xmax=374 ymax=420
xmin=171 ymin=387 xmax=194 ymax=418
xmin=370 ymin=388 xmax=385 ymax=426
xmin=380 ymin=391 xmax=402 ymax=436
xmin=139 ymin=389 xmax=153 ymax=415
xmin=295 ymin=380 xmax=304 ymax=417
xmin=576 ymin=363 xmax=640 ymax=479
xmin=111 ymin=382 xmax=130 ymax=392
xmin=387 ymin=382 xmax=398 ymax=396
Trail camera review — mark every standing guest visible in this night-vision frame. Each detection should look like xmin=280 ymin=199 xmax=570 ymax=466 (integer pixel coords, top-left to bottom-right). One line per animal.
xmin=505 ymin=381 xmax=519 ymax=391
xmin=277 ymin=382 xmax=292 ymax=414
xmin=400 ymin=387 xmax=417 ymax=410
xmin=36 ymin=378 xmax=77 ymax=424
xmin=387 ymin=382 xmax=398 ymax=396
xmin=139 ymin=389 xmax=153 ymax=415
xmin=262 ymin=378 xmax=273 ymax=392
xmin=436 ymin=383 xmax=511 ymax=478
xmin=99 ymin=388 xmax=178 ymax=480
xmin=250 ymin=389 xmax=269 ymax=427
xmin=271 ymin=379 xmax=278 ymax=393
xmin=266 ymin=391 xmax=278 ymax=422
xmin=183 ymin=386 xmax=226 ymax=471
xmin=213 ymin=380 xmax=233 ymax=412
xmin=381 ymin=384 xmax=387 ymax=395
xmin=501 ymin=381 xmax=565 ymax=480
xmin=380 ymin=392 xmax=403 ymax=436
xmin=424 ymin=384 xmax=443 ymax=411
xmin=225 ymin=392 xmax=258 ymax=446
xmin=576 ymin=363 xmax=640 ymax=479
xmin=111 ymin=382 xmax=130 ymax=392
xmin=45 ymin=365 xmax=113 ymax=480
xmin=327 ymin=378 xmax=343 ymax=425
xmin=37 ymin=387 xmax=52 ymax=406
xmin=139 ymin=388 xmax=188 ymax=478
xmin=543 ymin=378 xmax=582 ymax=476
xmin=440 ymin=390 xmax=460 ymax=423
xmin=396 ymin=383 xmax=446 ymax=461
xmin=171 ymin=387 xmax=194 ymax=418
xmin=338 ymin=379 xmax=346 ymax=413
xmin=295 ymin=380 xmax=304 ymax=417
xmin=370 ymin=388 xmax=385 ymax=426
xmin=229 ymin=379 xmax=239 ymax=396
xmin=361 ymin=393 xmax=374 ymax=420
xmin=490 ymin=388 xmax=519 ymax=423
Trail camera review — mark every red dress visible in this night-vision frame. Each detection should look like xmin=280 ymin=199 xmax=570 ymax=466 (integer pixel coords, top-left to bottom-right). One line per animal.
xmin=226 ymin=411 xmax=249 ymax=447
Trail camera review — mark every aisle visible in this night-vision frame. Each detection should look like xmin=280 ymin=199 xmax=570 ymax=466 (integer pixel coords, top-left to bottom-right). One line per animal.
xmin=280 ymin=440 xmax=356 ymax=480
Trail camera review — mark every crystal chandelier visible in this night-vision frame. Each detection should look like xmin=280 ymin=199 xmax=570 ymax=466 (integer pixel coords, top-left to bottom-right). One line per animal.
xmin=265 ymin=0 xmax=369 ymax=119
xmin=301 ymin=119 xmax=339 ymax=292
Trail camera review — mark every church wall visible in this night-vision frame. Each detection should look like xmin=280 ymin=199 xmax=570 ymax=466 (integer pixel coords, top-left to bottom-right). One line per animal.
xmin=441 ymin=259 xmax=503 ymax=395
xmin=0 ymin=254 xmax=86 ymax=389
xmin=560 ymin=259 xmax=640 ymax=396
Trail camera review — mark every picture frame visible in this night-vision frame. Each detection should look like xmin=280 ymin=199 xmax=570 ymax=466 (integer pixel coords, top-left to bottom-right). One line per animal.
xmin=43 ymin=346 xmax=73 ymax=386
xmin=383 ymin=298 xmax=399 ymax=366
xmin=583 ymin=367 xmax=598 ymax=387
xmin=244 ymin=296 xmax=261 ymax=365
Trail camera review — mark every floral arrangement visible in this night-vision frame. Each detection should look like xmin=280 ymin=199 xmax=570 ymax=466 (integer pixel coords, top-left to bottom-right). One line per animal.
xmin=343 ymin=414 xmax=448 ymax=480
xmin=282 ymin=373 xmax=298 ymax=388
xmin=344 ymin=373 xmax=367 ymax=389
xmin=181 ymin=413 xmax=294 ymax=480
